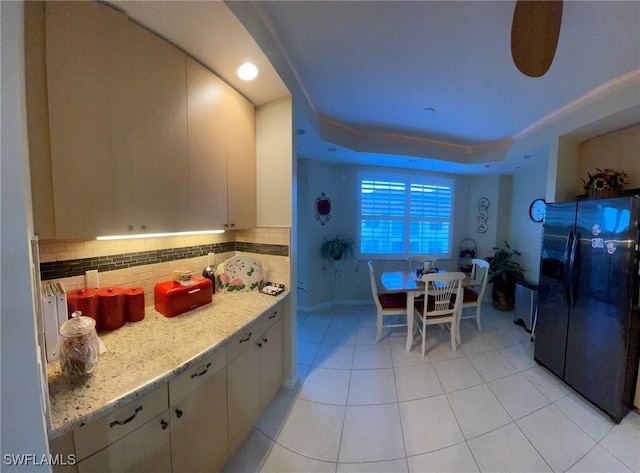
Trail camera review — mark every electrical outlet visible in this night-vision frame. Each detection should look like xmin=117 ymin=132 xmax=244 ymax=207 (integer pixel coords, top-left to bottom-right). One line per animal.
xmin=85 ymin=270 xmax=98 ymax=289
xmin=207 ymin=252 xmax=215 ymax=266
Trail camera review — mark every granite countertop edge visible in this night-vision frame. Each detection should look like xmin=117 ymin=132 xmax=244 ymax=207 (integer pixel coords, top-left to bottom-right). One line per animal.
xmin=46 ymin=291 xmax=289 ymax=439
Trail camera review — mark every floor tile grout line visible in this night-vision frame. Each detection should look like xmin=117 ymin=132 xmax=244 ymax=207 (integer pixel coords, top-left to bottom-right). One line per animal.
xmin=286 ymin=304 xmax=638 ymax=472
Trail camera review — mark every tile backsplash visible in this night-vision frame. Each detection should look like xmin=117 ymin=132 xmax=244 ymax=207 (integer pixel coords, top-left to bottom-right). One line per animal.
xmin=38 ymin=227 xmax=290 ymax=307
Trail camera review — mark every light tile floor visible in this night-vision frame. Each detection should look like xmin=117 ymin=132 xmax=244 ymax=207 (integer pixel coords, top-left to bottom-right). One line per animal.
xmin=222 ymin=303 xmax=640 ymax=473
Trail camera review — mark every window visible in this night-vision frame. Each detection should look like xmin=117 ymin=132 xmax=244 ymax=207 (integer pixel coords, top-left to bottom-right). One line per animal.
xmin=358 ymin=172 xmax=454 ymax=258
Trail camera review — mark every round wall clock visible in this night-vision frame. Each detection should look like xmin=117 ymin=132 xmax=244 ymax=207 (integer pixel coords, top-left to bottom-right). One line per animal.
xmin=529 ymin=198 xmax=546 ymax=222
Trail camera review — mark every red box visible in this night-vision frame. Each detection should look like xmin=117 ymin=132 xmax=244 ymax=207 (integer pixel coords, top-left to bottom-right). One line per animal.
xmin=154 ymin=277 xmax=212 ymax=318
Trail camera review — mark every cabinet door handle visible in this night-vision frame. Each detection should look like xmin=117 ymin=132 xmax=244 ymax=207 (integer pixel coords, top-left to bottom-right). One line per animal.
xmin=175 ymin=409 xmax=183 ymax=419
xmin=188 ymin=288 xmax=201 ymax=294
xmin=160 ymin=419 xmax=168 ymax=430
xmin=109 ymin=406 xmax=142 ymax=428
xmin=269 ymin=311 xmax=278 ymax=320
xmin=190 ymin=362 xmax=211 ymax=379
xmin=239 ymin=332 xmax=252 ymax=344
xmin=257 ymin=337 xmax=268 ymax=348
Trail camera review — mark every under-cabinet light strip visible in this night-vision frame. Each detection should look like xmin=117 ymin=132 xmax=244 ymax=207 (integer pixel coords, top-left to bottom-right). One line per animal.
xmin=97 ymin=230 xmax=225 ymax=241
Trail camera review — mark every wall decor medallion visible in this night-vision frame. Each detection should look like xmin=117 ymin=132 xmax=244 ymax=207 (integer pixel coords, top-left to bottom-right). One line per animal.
xmin=315 ymin=192 xmax=332 ymax=225
xmin=477 ymin=197 xmax=489 ymax=233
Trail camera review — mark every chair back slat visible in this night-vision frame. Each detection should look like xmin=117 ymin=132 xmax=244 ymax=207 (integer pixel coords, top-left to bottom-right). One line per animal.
xmin=420 ymin=272 xmax=465 ymax=317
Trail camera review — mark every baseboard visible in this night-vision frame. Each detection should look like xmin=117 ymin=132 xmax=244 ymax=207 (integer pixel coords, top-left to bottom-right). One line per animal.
xmin=297 ymin=300 xmax=373 ymax=311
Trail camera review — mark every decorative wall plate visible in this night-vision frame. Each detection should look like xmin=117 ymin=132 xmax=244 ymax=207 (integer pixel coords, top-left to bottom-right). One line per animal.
xmin=315 ymin=192 xmax=332 ymax=225
xmin=478 ymin=197 xmax=490 ymax=209
xmin=477 ymin=221 xmax=488 ymax=233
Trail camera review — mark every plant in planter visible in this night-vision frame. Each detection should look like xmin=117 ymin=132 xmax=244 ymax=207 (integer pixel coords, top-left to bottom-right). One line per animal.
xmin=582 ymin=168 xmax=628 ymax=198
xmin=485 ymin=241 xmax=524 ymax=311
xmin=320 ymin=236 xmax=357 ymax=300
xmin=320 ymin=236 xmax=356 ymax=262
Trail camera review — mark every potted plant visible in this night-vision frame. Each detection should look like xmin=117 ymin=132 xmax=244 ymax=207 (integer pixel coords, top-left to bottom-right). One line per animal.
xmin=485 ymin=241 xmax=524 ymax=311
xmin=582 ymin=168 xmax=628 ymax=199
xmin=320 ymin=236 xmax=356 ymax=262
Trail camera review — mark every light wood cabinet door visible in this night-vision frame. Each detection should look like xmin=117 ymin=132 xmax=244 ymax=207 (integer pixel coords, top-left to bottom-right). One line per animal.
xmin=46 ymin=1 xmax=133 ymax=239
xmin=77 ymin=411 xmax=172 ymax=473
xmin=225 ymin=89 xmax=256 ymax=230
xmin=260 ymin=317 xmax=284 ymax=411
xmin=186 ymin=58 xmax=229 ymax=231
xmin=170 ymin=367 xmax=228 ymax=472
xmin=129 ymin=23 xmax=189 ymax=234
xmin=226 ymin=341 xmax=261 ymax=456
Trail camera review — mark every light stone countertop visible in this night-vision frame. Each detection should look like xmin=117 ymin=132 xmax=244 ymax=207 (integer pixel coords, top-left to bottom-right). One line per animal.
xmin=46 ymin=291 xmax=288 ymax=439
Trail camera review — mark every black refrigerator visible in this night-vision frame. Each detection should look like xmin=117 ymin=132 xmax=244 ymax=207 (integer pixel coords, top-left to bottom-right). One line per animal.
xmin=535 ymin=195 xmax=640 ymax=422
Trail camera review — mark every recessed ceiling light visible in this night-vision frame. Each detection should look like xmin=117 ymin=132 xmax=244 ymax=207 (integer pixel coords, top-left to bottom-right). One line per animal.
xmin=237 ymin=62 xmax=258 ymax=81
xmin=423 ymin=107 xmax=436 ymax=116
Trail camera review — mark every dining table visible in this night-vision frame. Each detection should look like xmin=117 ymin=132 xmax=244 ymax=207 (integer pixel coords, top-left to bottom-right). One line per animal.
xmin=380 ymin=270 xmax=479 ymax=352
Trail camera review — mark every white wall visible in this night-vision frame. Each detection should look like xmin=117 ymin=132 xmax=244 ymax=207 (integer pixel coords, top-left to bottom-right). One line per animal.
xmin=1 ymin=2 xmax=51 ymax=469
xmin=509 ymin=155 xmax=549 ymax=283
xmin=256 ymin=95 xmax=293 ymax=227
xmin=297 ymin=159 xmax=476 ymax=308
xmin=255 ymin=94 xmax=297 ymax=387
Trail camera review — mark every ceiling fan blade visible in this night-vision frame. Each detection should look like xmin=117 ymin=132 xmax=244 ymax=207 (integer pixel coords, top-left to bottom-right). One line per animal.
xmin=511 ymin=0 xmax=563 ymax=78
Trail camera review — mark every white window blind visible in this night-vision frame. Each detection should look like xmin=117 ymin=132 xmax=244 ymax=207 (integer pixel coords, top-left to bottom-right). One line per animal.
xmin=359 ymin=172 xmax=454 ymax=257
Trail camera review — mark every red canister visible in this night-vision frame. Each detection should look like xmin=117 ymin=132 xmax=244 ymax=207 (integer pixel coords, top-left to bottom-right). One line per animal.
xmin=98 ymin=287 xmax=125 ymax=331
xmin=66 ymin=288 xmax=99 ymax=330
xmin=124 ymin=287 xmax=145 ymax=322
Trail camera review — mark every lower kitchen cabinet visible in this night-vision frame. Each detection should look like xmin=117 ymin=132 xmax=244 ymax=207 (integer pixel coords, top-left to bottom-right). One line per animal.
xmin=72 ymin=385 xmax=170 ymax=473
xmin=227 ymin=303 xmax=284 ymax=456
xmin=49 ymin=298 xmax=286 ymax=473
xmin=77 ymin=411 xmax=172 ymax=473
xmin=226 ymin=325 xmax=262 ymax=456
xmin=169 ymin=349 xmax=228 ymax=472
xmin=260 ymin=317 xmax=284 ymax=411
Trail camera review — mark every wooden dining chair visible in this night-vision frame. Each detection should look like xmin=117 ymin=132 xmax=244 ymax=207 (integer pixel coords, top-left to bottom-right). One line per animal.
xmin=460 ymin=258 xmax=490 ymax=331
xmin=413 ymin=272 xmax=465 ymax=355
xmin=368 ymin=261 xmax=408 ymax=342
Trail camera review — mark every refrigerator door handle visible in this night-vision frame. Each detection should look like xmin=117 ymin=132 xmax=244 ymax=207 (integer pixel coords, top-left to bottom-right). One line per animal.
xmin=563 ymin=231 xmax=574 ymax=307
xmin=567 ymin=230 xmax=580 ymax=308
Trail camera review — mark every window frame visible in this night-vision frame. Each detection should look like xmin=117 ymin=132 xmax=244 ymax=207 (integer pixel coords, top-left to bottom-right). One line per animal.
xmin=357 ymin=171 xmax=455 ymax=261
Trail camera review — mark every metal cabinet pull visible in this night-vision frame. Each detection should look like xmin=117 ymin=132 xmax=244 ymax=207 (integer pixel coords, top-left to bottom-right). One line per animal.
xmin=268 ymin=311 xmax=278 ymax=320
xmin=190 ymin=362 xmax=211 ymax=379
xmin=257 ymin=337 xmax=268 ymax=348
xmin=175 ymin=409 xmax=183 ymax=419
xmin=109 ymin=406 xmax=142 ymax=428
xmin=160 ymin=419 xmax=168 ymax=430
xmin=239 ymin=332 xmax=252 ymax=344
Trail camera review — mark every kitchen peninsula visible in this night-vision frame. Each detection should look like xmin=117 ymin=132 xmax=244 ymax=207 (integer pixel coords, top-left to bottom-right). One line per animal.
xmin=48 ymin=291 xmax=288 ymax=472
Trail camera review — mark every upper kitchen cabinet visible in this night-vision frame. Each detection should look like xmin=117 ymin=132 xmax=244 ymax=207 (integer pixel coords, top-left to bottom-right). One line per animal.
xmin=186 ymin=58 xmax=256 ymax=232
xmin=129 ymin=22 xmax=189 ymax=234
xmin=46 ymin=1 xmax=133 ymax=238
xmin=186 ymin=58 xmax=229 ymax=231
xmin=46 ymin=2 xmax=189 ymax=238
xmin=39 ymin=1 xmax=254 ymax=239
xmin=226 ymin=83 xmax=257 ymax=230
